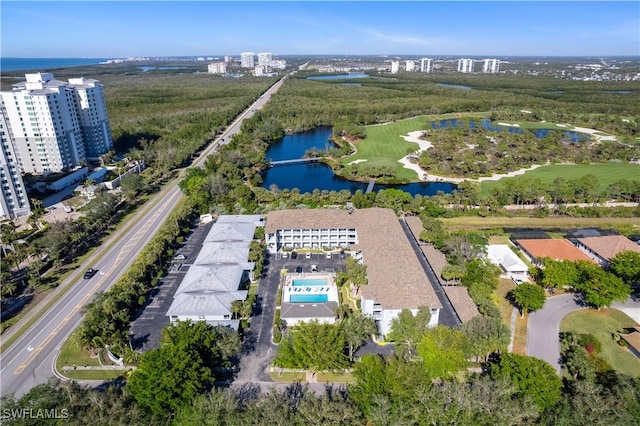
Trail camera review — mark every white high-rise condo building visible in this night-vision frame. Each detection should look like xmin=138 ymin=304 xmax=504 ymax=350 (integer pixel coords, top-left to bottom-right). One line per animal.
xmin=390 ymin=61 xmax=400 ymax=74
xmin=240 ymin=52 xmax=255 ymax=68
xmin=457 ymin=58 xmax=474 ymax=73
xmin=405 ymin=60 xmax=415 ymax=72
xmin=0 ymin=73 xmax=112 ymax=174
xmin=208 ymin=62 xmax=227 ymax=75
xmin=483 ymin=58 xmax=500 ymax=74
xmin=420 ymin=58 xmax=434 ymax=73
xmin=271 ymin=59 xmax=287 ymax=70
xmin=257 ymin=52 xmax=272 ymax=67
xmin=0 ymin=106 xmax=30 ymax=219
xmin=68 ymin=77 xmax=112 ymax=158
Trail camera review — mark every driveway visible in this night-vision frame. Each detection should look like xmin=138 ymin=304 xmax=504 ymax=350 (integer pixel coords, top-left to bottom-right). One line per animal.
xmin=233 ymin=251 xmax=347 ymax=385
xmin=527 ymin=294 xmax=640 ymax=374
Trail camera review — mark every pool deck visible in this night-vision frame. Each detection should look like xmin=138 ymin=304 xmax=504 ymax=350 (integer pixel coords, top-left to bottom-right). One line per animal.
xmin=284 ymin=273 xmax=339 ymax=303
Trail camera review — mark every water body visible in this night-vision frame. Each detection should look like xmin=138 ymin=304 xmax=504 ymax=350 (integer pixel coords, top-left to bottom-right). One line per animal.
xmin=266 ymin=126 xmax=335 ymax=161
xmin=307 ymin=73 xmax=369 ymax=80
xmin=138 ymin=66 xmax=188 ymax=72
xmin=436 ymin=83 xmax=472 ymax=90
xmin=431 ymin=118 xmax=587 ymax=141
xmin=1 ymin=57 xmax=110 ymax=72
xmin=262 ymin=127 xmax=456 ymax=196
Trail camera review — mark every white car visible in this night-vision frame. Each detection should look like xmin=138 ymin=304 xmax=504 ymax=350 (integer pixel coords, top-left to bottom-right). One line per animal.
xmin=326 ymin=253 xmax=332 ymax=259
xmin=305 ymin=253 xmax=312 ymax=259
xmin=311 ymin=264 xmax=318 ymax=272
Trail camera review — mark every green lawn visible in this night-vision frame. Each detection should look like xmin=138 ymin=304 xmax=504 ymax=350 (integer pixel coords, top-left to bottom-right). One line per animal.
xmin=338 ymin=114 xmax=630 ymax=185
xmin=61 ymin=369 xmax=124 ymax=381
xmin=56 ymin=332 xmax=101 ymax=369
xmin=560 ymin=309 xmax=640 ymax=378
xmin=480 ymin=163 xmax=640 ymax=197
xmin=340 ymin=113 xmax=487 ymax=181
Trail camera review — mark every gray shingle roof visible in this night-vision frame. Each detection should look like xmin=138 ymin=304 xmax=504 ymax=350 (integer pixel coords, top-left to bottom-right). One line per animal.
xmin=280 ymin=301 xmax=338 ymax=319
xmin=166 ymin=290 xmax=247 ymax=317
xmin=176 ymin=264 xmax=244 ymax=295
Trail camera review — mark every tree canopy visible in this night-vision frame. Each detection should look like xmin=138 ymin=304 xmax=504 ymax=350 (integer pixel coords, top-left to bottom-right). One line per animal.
xmin=510 ymin=283 xmax=547 ymax=316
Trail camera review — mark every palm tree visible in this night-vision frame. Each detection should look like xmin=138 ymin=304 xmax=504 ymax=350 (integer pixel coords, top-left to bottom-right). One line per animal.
xmin=90 ymin=336 xmax=105 ymax=357
xmin=0 ymin=220 xmax=16 ymax=257
xmin=231 ymin=300 xmax=243 ymax=320
xmin=333 ymin=304 xmax=352 ymax=322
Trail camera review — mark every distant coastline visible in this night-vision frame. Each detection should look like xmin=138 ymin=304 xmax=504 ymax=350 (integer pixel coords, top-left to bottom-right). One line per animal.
xmin=1 ymin=57 xmax=111 ymax=72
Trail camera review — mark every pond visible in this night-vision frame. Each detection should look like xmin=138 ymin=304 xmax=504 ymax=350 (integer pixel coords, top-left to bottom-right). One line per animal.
xmin=262 ymin=127 xmax=455 ymax=196
xmin=436 ymin=83 xmax=472 ymax=90
xmin=138 ymin=66 xmax=188 ymax=72
xmin=307 ymin=73 xmax=369 ymax=80
xmin=431 ymin=118 xmax=588 ymax=141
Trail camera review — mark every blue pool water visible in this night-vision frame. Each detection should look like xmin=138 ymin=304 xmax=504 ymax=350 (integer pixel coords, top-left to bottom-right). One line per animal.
xmin=290 ymin=294 xmax=329 ymax=303
xmin=292 ymin=279 xmax=327 ymax=287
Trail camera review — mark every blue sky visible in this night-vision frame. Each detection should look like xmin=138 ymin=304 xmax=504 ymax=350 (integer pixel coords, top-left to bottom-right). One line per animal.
xmin=2 ymin=1 xmax=638 ymax=57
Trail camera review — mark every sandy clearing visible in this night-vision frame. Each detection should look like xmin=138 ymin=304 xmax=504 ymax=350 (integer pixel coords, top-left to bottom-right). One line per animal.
xmin=400 ymin=130 xmax=433 ymax=150
xmin=348 ymin=159 xmax=368 ymax=165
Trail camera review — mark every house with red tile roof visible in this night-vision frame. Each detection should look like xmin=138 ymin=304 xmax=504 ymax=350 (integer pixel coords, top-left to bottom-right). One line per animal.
xmin=514 ymin=239 xmax=594 ymax=264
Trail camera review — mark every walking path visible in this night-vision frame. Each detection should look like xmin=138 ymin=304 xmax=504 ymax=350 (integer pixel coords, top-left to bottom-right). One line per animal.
xmin=508 ymin=308 xmax=517 ymax=352
xmin=396 ymin=123 xmax=626 ymax=183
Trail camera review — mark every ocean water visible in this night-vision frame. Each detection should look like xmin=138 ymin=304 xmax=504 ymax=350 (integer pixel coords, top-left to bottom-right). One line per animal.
xmin=1 ymin=58 xmax=111 ymax=72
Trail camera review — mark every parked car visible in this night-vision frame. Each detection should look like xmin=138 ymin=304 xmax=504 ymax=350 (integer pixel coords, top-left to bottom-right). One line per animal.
xmin=291 ymin=251 xmax=297 ymax=259
xmin=310 ymin=264 xmax=318 ymax=272
xmin=83 ymin=268 xmax=97 ymax=279
xmin=295 ymin=266 xmax=303 ymax=273
xmin=326 ymin=253 xmax=332 ymax=259
xmin=282 ymin=252 xmax=288 ymax=259
xmin=305 ymin=253 xmax=312 ymax=259
xmin=173 ymin=254 xmax=187 ymax=261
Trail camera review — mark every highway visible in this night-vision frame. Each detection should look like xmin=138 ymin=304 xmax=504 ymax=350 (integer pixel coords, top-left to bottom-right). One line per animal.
xmin=0 ymin=75 xmax=287 ymax=398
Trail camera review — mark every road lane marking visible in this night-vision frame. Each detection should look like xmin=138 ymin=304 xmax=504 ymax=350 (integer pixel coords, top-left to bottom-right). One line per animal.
xmin=13 ymin=190 xmax=183 ymax=375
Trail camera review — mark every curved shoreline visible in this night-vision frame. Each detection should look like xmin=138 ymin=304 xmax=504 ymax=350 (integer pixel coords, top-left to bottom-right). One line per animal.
xmin=327 ymin=121 xmax=625 ymax=186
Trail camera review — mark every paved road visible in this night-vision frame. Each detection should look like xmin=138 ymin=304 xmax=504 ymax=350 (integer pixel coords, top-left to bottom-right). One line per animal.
xmin=527 ymin=294 xmax=640 ymax=374
xmin=0 ymin=75 xmax=289 ymax=398
xmin=399 ymin=218 xmax=460 ymax=327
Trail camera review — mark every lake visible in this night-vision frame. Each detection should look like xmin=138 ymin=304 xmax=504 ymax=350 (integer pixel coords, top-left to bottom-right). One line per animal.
xmin=307 ymin=73 xmax=369 ymax=80
xmin=261 ymin=127 xmax=456 ymax=196
xmin=436 ymin=83 xmax=472 ymax=90
xmin=432 ymin=118 xmax=587 ymax=142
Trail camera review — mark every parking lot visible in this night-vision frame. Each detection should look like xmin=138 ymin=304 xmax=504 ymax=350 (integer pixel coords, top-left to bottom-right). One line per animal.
xmin=129 ymin=220 xmax=214 ymax=351
xmin=271 ymin=251 xmax=348 ymax=275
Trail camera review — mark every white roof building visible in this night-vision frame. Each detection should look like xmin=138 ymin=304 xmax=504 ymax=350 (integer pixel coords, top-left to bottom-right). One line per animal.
xmin=204 ymin=222 xmax=257 ymax=243
xmin=166 ymin=215 xmax=264 ymax=330
xmin=166 ymin=291 xmax=247 ymax=330
xmin=195 ymin=241 xmax=252 ymax=267
xmin=175 ymin=264 xmax=246 ymax=296
xmin=487 ymin=244 xmax=529 ymax=281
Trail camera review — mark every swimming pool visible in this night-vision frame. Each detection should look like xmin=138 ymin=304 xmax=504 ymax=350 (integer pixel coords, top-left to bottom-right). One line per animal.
xmin=290 ymin=294 xmax=329 ymax=303
xmin=292 ymin=279 xmax=327 ymax=287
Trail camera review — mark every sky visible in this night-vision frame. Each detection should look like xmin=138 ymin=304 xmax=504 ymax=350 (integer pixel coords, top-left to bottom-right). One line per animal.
xmin=1 ymin=1 xmax=639 ymax=58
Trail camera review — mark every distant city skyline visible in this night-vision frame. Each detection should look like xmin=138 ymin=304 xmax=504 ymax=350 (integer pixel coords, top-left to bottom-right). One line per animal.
xmin=2 ymin=1 xmax=639 ymax=57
